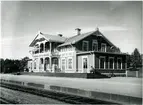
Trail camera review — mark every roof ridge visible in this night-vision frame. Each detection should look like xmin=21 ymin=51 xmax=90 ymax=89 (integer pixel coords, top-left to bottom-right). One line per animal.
xmin=58 ymin=30 xmax=97 ymax=47
xmin=43 ymin=33 xmax=67 ymax=38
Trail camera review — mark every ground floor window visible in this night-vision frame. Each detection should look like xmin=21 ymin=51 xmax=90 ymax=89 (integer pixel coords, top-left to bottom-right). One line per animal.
xmin=45 ymin=58 xmax=49 ymax=64
xmin=83 ymin=57 xmax=88 ymax=69
xmin=109 ymin=58 xmax=114 ymax=69
xmin=34 ymin=62 xmax=36 ymax=69
xmin=31 ymin=63 xmax=32 ymax=70
xmin=68 ymin=58 xmax=73 ymax=69
xmin=62 ymin=59 xmax=66 ymax=71
xmin=40 ymin=58 xmax=43 ymax=64
xmin=100 ymin=57 xmax=105 ymax=69
xmin=53 ymin=58 xmax=58 ymax=64
xmin=117 ymin=58 xmax=122 ymax=69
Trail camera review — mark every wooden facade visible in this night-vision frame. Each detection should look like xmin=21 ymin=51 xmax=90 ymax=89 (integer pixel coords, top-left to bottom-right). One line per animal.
xmin=28 ymin=28 xmax=127 ymax=76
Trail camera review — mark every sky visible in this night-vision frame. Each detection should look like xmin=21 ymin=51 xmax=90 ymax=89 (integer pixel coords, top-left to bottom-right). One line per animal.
xmin=1 ymin=1 xmax=142 ymax=59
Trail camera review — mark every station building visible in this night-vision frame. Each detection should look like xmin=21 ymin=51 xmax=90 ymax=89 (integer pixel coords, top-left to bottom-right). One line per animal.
xmin=28 ymin=28 xmax=127 ymax=75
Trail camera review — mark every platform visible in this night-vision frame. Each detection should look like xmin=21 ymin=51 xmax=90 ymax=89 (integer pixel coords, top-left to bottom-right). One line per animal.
xmin=0 ymin=74 xmax=142 ymax=104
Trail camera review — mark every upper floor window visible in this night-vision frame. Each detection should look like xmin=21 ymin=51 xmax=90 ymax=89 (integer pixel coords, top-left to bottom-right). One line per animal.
xmin=92 ymin=40 xmax=98 ymax=51
xmin=35 ymin=44 xmax=39 ymax=54
xmin=40 ymin=43 xmax=44 ymax=53
xmin=101 ymin=43 xmax=106 ymax=52
xmin=45 ymin=42 xmax=49 ymax=52
xmin=82 ymin=41 xmax=89 ymax=51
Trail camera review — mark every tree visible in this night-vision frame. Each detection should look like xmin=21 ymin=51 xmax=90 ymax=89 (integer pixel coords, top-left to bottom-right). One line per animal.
xmin=19 ymin=57 xmax=29 ymax=72
xmin=130 ymin=48 xmax=142 ymax=68
xmin=0 ymin=58 xmax=4 ymax=73
xmin=0 ymin=57 xmax=29 ymax=73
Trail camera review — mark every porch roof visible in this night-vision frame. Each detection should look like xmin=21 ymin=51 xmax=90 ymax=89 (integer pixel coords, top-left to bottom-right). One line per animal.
xmin=76 ymin=51 xmax=128 ymax=56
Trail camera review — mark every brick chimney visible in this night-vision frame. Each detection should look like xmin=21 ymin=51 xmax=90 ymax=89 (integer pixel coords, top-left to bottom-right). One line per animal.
xmin=75 ymin=28 xmax=81 ymax=35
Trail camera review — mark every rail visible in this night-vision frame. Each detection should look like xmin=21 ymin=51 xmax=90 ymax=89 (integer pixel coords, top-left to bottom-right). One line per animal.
xmin=0 ymin=81 xmax=117 ymax=104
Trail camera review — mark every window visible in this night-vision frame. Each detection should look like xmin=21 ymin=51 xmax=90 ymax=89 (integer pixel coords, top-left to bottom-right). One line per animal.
xmin=35 ymin=44 xmax=39 ymax=54
xmin=31 ymin=63 xmax=32 ymax=70
xmin=109 ymin=58 xmax=114 ymax=69
xmin=83 ymin=58 xmax=88 ymax=69
xmin=62 ymin=59 xmax=66 ymax=71
xmin=53 ymin=58 xmax=58 ymax=64
xmin=45 ymin=58 xmax=49 ymax=64
xmin=34 ymin=62 xmax=36 ymax=69
xmin=82 ymin=41 xmax=89 ymax=51
xmin=68 ymin=58 xmax=73 ymax=69
xmin=40 ymin=58 xmax=43 ymax=64
xmin=117 ymin=58 xmax=122 ymax=69
xmin=99 ymin=57 xmax=105 ymax=69
xmin=92 ymin=40 xmax=98 ymax=51
xmin=45 ymin=42 xmax=49 ymax=51
xmin=101 ymin=43 xmax=106 ymax=52
xmin=40 ymin=43 xmax=44 ymax=53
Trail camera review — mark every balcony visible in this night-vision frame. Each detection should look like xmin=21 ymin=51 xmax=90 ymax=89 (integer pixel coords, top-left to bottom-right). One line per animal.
xmin=76 ymin=46 xmax=121 ymax=54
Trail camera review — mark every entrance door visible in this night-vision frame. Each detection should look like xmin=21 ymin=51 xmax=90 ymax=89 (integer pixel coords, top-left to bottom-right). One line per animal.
xmin=82 ymin=56 xmax=88 ymax=73
xmin=52 ymin=58 xmax=58 ymax=72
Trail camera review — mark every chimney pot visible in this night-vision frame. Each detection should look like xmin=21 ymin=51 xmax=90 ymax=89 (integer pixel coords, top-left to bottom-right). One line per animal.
xmin=58 ymin=34 xmax=63 ymax=37
xmin=75 ymin=28 xmax=81 ymax=35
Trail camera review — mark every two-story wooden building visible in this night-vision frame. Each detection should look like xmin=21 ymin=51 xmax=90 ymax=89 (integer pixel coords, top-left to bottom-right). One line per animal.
xmin=28 ymin=28 xmax=127 ymax=76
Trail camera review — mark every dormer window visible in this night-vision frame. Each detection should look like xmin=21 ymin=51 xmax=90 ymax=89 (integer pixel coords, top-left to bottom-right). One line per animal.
xmin=92 ymin=40 xmax=98 ymax=51
xmin=82 ymin=41 xmax=89 ymax=51
xmin=101 ymin=43 xmax=106 ymax=52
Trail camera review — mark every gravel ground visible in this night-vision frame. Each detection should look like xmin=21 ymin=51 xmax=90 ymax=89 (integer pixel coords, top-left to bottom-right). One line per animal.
xmin=0 ymin=74 xmax=142 ymax=98
xmin=0 ymin=87 xmax=67 ymax=104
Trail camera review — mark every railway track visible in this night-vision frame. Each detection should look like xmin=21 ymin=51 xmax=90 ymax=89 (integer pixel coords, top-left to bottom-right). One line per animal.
xmin=0 ymin=82 xmax=117 ymax=104
xmin=0 ymin=97 xmax=17 ymax=104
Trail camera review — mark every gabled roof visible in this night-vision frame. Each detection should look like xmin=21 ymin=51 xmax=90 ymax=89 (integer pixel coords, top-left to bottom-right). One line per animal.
xmin=58 ymin=30 xmax=117 ymax=48
xmin=43 ymin=34 xmax=67 ymax=42
xmin=29 ymin=33 xmax=67 ymax=47
xmin=29 ymin=29 xmax=117 ymax=48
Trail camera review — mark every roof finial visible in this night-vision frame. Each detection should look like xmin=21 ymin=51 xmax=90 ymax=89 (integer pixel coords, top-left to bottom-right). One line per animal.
xmin=96 ymin=27 xmax=99 ymax=31
xmin=38 ymin=30 xmax=43 ymax=35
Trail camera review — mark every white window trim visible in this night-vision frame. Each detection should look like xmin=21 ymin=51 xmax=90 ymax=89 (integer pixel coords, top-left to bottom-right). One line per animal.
xmin=117 ymin=58 xmax=122 ymax=69
xmin=31 ymin=63 xmax=32 ymax=70
xmin=108 ymin=57 xmax=114 ymax=69
xmin=92 ymin=40 xmax=98 ymax=51
xmin=99 ymin=56 xmax=106 ymax=69
xmin=82 ymin=56 xmax=88 ymax=73
xmin=101 ymin=43 xmax=107 ymax=52
xmin=61 ymin=58 xmax=66 ymax=71
xmin=67 ymin=57 xmax=73 ymax=70
xmin=82 ymin=41 xmax=89 ymax=51
xmin=34 ymin=62 xmax=36 ymax=69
